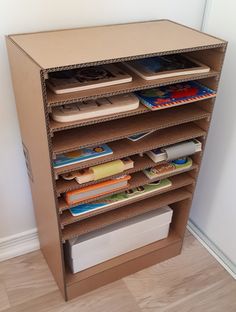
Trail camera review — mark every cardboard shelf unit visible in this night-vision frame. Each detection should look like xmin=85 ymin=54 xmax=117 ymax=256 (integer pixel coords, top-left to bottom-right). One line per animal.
xmin=7 ymin=20 xmax=227 ymax=301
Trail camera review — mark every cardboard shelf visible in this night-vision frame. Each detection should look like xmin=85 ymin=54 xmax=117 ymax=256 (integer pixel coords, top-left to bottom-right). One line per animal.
xmin=49 ymin=97 xmax=215 ymax=134
xmin=49 ymin=105 xmax=149 ymax=133
xmin=54 ymin=122 xmax=206 ymax=175
xmin=46 ymin=69 xmax=218 ymax=107
xmin=61 ymin=188 xmax=192 ymax=234
xmin=58 ymin=171 xmax=195 ymax=212
xmin=52 ymin=105 xmax=209 ymax=155
xmin=56 ymin=154 xmax=197 ymax=196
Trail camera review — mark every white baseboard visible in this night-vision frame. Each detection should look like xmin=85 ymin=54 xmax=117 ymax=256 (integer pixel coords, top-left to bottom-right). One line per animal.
xmin=0 ymin=228 xmax=40 ymax=262
xmin=188 ymin=220 xmax=236 ymax=279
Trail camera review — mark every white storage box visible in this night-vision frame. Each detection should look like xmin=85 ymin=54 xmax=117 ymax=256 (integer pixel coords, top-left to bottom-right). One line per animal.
xmin=66 ymin=206 xmax=173 ymax=273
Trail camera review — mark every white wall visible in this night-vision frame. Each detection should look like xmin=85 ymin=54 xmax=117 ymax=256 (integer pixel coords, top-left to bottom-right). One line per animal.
xmin=190 ymin=0 xmax=236 ymax=272
xmin=0 ymin=0 xmax=206 ymax=239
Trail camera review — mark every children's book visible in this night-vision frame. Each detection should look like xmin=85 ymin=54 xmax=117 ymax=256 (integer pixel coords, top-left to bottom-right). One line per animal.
xmin=127 ymin=130 xmax=155 ymax=141
xmin=65 ymin=175 xmax=131 ymax=205
xmin=53 ymin=144 xmax=113 ymax=168
xmin=136 ymin=81 xmax=216 ymax=111
xmin=123 ymin=54 xmax=210 ymax=80
xmin=143 ymin=157 xmax=192 ymax=179
xmin=69 ymin=178 xmax=172 ymax=216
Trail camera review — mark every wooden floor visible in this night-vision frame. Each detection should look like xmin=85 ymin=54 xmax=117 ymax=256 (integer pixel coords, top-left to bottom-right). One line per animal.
xmin=0 ymin=231 xmax=235 ymax=312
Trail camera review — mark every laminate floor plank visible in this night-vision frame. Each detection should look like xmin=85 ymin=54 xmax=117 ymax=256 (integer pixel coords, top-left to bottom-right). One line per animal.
xmin=123 ymin=234 xmax=235 ymax=312
xmin=0 ymin=251 xmax=57 ymax=308
xmin=0 ymin=233 xmax=235 ymax=312
xmin=0 ymin=282 xmax=10 ymax=311
xmin=2 ymin=280 xmax=141 ymax=312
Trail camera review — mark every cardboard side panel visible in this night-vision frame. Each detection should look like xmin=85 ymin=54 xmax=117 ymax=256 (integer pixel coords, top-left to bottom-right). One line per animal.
xmin=6 ymin=38 xmax=66 ymax=298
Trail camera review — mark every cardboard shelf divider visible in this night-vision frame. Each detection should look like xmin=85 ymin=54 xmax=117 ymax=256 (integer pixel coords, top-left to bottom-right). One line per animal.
xmin=54 ymin=122 xmax=206 ymax=175
xmin=61 ymin=187 xmax=192 ymax=237
xmin=52 ymin=105 xmax=209 ymax=155
xmin=46 ymin=68 xmax=218 ymax=107
xmin=58 ymin=171 xmax=195 ymax=212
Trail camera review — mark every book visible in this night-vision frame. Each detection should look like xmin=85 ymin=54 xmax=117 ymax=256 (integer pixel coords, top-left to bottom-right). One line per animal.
xmin=53 ymin=144 xmax=113 ymax=169
xmin=47 ymin=64 xmax=132 ymax=94
xmin=51 ymin=93 xmax=139 ymax=123
xmin=136 ymin=81 xmax=216 ymax=111
xmin=146 ymin=139 xmax=202 ymax=163
xmin=65 ymin=175 xmax=131 ymax=205
xmin=69 ymin=178 xmax=172 ymax=216
xmin=62 ymin=157 xmax=134 ymax=184
xmin=127 ymin=130 xmax=155 ymax=141
xmin=143 ymin=157 xmax=192 ymax=179
xmin=123 ymin=54 xmax=210 ymax=80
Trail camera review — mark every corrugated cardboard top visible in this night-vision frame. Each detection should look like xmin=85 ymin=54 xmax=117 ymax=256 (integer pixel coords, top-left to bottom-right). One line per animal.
xmin=9 ymin=20 xmax=226 ymax=70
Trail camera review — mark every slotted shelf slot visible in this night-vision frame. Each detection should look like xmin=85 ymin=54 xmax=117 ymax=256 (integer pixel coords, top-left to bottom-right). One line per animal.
xmin=58 ymin=171 xmax=195 ymax=212
xmin=61 ymin=187 xmax=192 ymax=234
xmin=54 ymin=122 xmax=205 ymax=175
xmin=52 ymin=104 xmax=210 ymax=154
xmin=47 ymin=66 xmax=218 ymax=107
